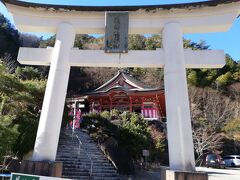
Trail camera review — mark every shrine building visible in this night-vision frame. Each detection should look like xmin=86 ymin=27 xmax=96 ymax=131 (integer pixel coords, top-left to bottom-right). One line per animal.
xmin=67 ymin=71 xmax=166 ymax=121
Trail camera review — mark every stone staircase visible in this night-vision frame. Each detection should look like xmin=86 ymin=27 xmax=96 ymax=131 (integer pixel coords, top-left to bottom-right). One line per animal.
xmin=56 ymin=128 xmax=120 ymax=180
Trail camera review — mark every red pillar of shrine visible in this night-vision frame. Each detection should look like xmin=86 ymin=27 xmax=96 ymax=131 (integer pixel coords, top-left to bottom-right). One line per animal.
xmin=129 ymin=96 xmax=133 ymax=112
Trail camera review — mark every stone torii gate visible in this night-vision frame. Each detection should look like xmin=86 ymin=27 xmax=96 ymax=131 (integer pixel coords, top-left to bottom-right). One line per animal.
xmin=3 ymin=0 xmax=240 ymax=174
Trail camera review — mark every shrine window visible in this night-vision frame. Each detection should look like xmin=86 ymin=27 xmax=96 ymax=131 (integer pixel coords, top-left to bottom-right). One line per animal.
xmin=144 ymin=105 xmax=153 ymax=109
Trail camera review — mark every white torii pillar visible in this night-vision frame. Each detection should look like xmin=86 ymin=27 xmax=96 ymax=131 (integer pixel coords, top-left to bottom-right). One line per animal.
xmin=163 ymin=23 xmax=195 ymax=171
xmin=32 ymin=23 xmax=75 ymax=161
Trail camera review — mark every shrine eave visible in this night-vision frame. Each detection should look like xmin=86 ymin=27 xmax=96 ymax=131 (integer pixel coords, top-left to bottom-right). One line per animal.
xmin=65 ymin=88 xmax=164 ymax=101
xmin=87 ymin=86 xmax=164 ymax=96
xmin=1 ymin=0 xmax=240 ymax=12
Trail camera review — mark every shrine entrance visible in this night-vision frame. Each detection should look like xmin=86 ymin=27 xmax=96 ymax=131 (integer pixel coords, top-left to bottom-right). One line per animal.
xmin=3 ymin=0 xmax=240 ymax=178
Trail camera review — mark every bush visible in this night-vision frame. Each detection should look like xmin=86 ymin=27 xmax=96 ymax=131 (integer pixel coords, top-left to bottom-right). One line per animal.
xmin=110 ymin=109 xmax=121 ymax=120
xmin=0 ymin=116 xmax=19 ymax=163
xmin=82 ymin=112 xmax=155 ymax=159
xmin=100 ymin=111 xmax=110 ymax=120
xmin=81 ymin=111 xmax=167 ymax=171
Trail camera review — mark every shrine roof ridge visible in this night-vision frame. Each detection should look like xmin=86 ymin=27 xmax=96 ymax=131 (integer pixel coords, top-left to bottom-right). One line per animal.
xmin=95 ymin=71 xmax=147 ymax=92
xmin=2 ymin=0 xmax=240 ymax=12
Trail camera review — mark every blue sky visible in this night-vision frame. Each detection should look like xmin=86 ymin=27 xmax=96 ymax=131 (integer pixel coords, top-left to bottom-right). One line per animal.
xmin=0 ymin=0 xmax=239 ymax=61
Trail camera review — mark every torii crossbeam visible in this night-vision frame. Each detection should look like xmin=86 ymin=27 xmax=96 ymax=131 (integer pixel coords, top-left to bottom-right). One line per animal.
xmin=3 ymin=0 xmax=240 ymax=173
xmin=18 ymin=48 xmax=224 ymax=68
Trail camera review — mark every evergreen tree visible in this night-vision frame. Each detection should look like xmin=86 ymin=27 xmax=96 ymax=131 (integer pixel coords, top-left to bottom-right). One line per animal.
xmin=0 ymin=61 xmax=46 ymax=160
xmin=0 ymin=14 xmax=20 ymax=72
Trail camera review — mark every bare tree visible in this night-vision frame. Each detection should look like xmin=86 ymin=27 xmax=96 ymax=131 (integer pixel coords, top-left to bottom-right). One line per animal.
xmin=222 ymin=83 xmax=240 ymax=140
xmin=19 ymin=33 xmax=40 ymax=48
xmin=189 ymin=87 xmax=235 ymax=160
xmin=2 ymin=53 xmax=19 ymax=73
xmin=228 ymin=83 xmax=240 ymax=118
xmin=189 ymin=87 xmax=235 ymax=130
xmin=193 ymin=126 xmax=223 ymax=161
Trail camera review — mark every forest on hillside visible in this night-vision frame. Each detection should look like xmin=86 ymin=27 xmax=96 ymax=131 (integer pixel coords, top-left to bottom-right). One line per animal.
xmin=0 ymin=13 xmax=240 ymax=166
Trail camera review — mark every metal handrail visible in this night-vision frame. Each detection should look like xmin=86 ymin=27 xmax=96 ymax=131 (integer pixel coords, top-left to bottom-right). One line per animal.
xmin=75 ymin=134 xmax=93 ymax=177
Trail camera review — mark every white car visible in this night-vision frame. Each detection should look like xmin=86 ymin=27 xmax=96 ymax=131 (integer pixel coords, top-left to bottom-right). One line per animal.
xmin=223 ymin=155 xmax=240 ymax=167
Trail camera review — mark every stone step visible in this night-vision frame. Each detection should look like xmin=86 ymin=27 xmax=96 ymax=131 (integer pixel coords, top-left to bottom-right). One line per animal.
xmin=58 ymin=145 xmax=96 ymax=147
xmin=57 ymin=153 xmax=106 ymax=159
xmin=60 ymin=135 xmax=90 ymax=139
xmin=58 ymin=143 xmax=97 ymax=147
xmin=59 ymin=138 xmax=91 ymax=141
xmin=57 ymin=153 xmax=102 ymax=156
xmin=62 ymin=163 xmax=114 ymax=168
xmin=62 ymin=165 xmax=113 ymax=170
xmin=60 ymin=139 xmax=92 ymax=143
xmin=91 ymin=173 xmax=119 ymax=177
xmin=57 ymin=129 xmax=119 ymax=179
xmin=57 ymin=158 xmax=107 ymax=162
xmin=93 ymin=178 xmax=120 ymax=180
xmin=63 ymin=171 xmax=119 ymax=177
xmin=62 ymin=170 xmax=117 ymax=176
xmin=58 ymin=148 xmax=99 ymax=151
xmin=57 ymin=159 xmax=108 ymax=163
xmin=63 ymin=137 xmax=91 ymax=140
xmin=58 ymin=139 xmax=94 ymax=142
xmin=57 ymin=148 xmax=99 ymax=152
xmin=57 ymin=144 xmax=99 ymax=148
xmin=59 ymin=139 xmax=91 ymax=141
xmin=57 ymin=151 xmax=99 ymax=154
xmin=59 ymin=161 xmax=112 ymax=166
xmin=59 ymin=142 xmax=92 ymax=145
xmin=57 ymin=157 xmax=108 ymax=162
xmin=58 ymin=147 xmax=98 ymax=150
xmin=63 ymin=166 xmax=114 ymax=171
xmin=57 ymin=151 xmax=102 ymax=155
xmin=57 ymin=156 xmax=96 ymax=160
xmin=62 ymin=175 xmax=90 ymax=180
xmin=62 ymin=175 xmax=120 ymax=180
xmin=63 ymin=172 xmax=90 ymax=176
xmin=59 ymin=140 xmax=92 ymax=143
xmin=63 ymin=167 xmax=117 ymax=173
xmin=56 ymin=152 xmax=102 ymax=156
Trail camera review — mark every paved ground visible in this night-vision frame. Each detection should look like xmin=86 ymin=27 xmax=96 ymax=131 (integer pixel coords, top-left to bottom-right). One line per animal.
xmin=197 ymin=167 xmax=240 ymax=180
xmin=123 ymin=167 xmax=240 ymax=180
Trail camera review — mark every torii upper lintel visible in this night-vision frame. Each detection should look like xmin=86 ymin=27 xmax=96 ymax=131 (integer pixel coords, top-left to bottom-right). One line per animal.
xmin=2 ymin=0 xmax=240 ymax=34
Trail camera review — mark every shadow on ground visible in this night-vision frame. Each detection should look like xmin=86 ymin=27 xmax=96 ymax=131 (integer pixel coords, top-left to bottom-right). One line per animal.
xmin=121 ymin=168 xmax=161 ymax=180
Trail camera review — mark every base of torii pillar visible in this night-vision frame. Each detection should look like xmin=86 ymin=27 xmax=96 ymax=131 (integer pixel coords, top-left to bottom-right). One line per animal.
xmin=161 ymin=169 xmax=208 ymax=180
xmin=18 ymin=160 xmax=63 ymax=178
